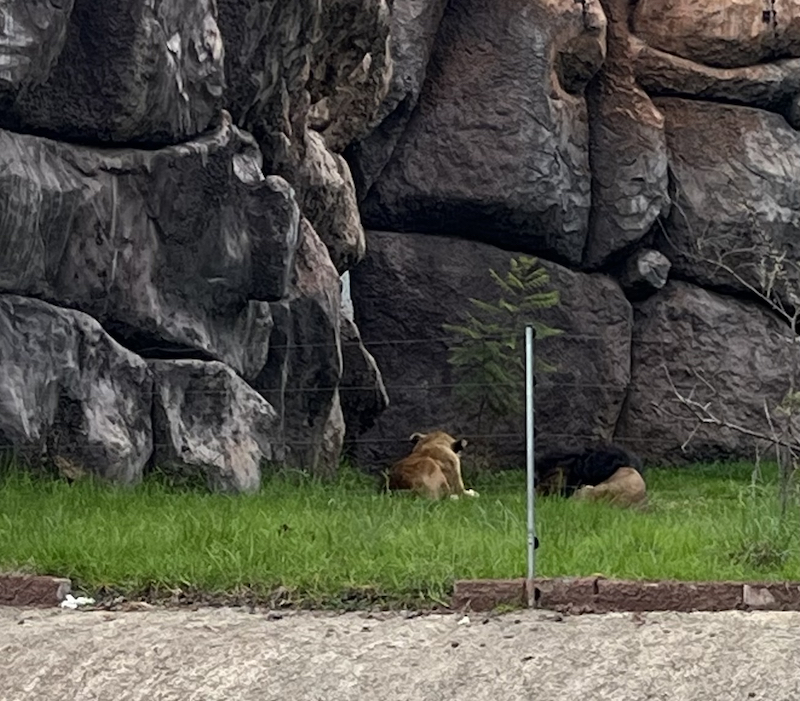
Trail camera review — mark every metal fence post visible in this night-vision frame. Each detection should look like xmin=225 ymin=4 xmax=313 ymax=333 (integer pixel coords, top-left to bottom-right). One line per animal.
xmin=525 ymin=325 xmax=537 ymax=607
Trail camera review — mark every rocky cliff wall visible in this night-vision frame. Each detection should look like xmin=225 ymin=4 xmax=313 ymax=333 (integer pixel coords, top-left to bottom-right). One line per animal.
xmin=347 ymin=0 xmax=800 ymax=468
xmin=2 ymin=0 xmax=799 ymax=485
xmin=0 ymin=0 xmax=391 ymax=489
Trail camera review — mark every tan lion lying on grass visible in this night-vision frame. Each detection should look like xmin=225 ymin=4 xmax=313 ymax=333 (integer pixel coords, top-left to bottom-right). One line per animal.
xmin=387 ymin=430 xmax=479 ymax=500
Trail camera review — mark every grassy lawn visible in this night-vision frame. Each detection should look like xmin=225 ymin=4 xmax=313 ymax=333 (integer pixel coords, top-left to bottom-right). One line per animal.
xmin=0 ymin=462 xmax=799 ymax=607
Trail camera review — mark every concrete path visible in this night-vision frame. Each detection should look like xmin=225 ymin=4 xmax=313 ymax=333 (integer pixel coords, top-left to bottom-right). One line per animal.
xmin=2 ymin=606 xmax=799 ymax=700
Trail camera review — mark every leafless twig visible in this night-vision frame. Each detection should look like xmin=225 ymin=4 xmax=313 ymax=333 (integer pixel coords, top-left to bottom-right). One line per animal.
xmin=662 ymin=177 xmax=800 ymax=516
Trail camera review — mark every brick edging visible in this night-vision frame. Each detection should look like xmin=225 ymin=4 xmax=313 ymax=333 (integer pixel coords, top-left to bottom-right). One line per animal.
xmin=6 ymin=572 xmax=800 ymax=613
xmin=452 ymin=577 xmax=800 ymax=613
xmin=0 ymin=573 xmax=72 ymax=607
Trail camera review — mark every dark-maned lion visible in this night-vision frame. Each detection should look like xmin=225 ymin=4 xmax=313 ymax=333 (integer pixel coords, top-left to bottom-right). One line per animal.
xmin=388 ymin=430 xmax=479 ymax=500
xmin=535 ymin=443 xmax=645 ymax=505
xmin=573 ymin=467 xmax=647 ymax=509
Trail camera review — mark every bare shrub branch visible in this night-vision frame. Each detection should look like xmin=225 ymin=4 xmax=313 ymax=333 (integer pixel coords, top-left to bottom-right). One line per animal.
xmin=660 ymin=177 xmax=800 ymax=514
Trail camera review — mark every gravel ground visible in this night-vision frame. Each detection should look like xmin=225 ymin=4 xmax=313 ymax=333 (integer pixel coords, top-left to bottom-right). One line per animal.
xmin=2 ymin=605 xmax=799 ymax=700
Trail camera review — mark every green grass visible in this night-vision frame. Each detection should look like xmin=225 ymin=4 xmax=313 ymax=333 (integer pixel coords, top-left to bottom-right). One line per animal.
xmin=0 ymin=462 xmax=799 ymax=607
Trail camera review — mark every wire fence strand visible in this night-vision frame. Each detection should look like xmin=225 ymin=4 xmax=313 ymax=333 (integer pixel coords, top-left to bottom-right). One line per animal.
xmin=132 ymin=334 xmax=701 ymax=357
xmin=0 ymin=434 xmax=753 ymax=452
xmin=0 ymin=328 xmax=780 ymax=469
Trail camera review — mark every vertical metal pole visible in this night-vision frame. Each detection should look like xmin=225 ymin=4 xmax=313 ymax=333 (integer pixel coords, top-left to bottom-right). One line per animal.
xmin=525 ymin=325 xmax=537 ymax=607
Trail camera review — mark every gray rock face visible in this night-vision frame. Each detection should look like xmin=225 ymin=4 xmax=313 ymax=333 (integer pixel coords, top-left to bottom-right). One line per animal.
xmin=359 ymin=0 xmax=607 ymax=265
xmin=9 ymin=0 xmax=800 ymax=486
xmin=615 ymin=281 xmax=800 ymax=463
xmin=654 ymin=98 xmax=800 ymax=302
xmin=150 ymin=360 xmax=280 ymax=493
xmin=349 ymin=230 xmax=632 ymax=467
xmin=633 ymin=41 xmax=800 ymax=129
xmin=0 ymin=295 xmax=152 ymax=484
xmin=339 ymin=270 xmax=389 ymax=446
xmin=0 ymin=113 xmax=299 ymax=379
xmin=584 ymin=0 xmax=670 ymax=268
xmin=0 ymin=0 xmax=74 ymax=95
xmin=216 ymin=0 xmax=320 ymax=162
xmin=345 ymin=0 xmax=450 ymax=198
xmin=293 ymin=130 xmax=367 ymax=273
xmin=632 ymin=0 xmax=800 ymax=70
xmin=220 ymin=0 xmax=390 ymax=155
xmin=217 ymin=0 xmax=377 ymax=272
xmin=1 ymin=0 xmax=224 ymax=144
xmin=340 ymin=315 xmax=389 ymax=449
xmin=245 ymin=176 xmax=302 ymax=304
xmin=307 ymin=0 xmax=392 ymax=153
xmin=254 ymin=220 xmax=345 ymax=476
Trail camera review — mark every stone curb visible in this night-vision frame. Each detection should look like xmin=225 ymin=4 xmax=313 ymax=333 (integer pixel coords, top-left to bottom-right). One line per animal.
xmin=6 ymin=572 xmax=800 ymax=613
xmin=0 ymin=573 xmax=72 ymax=607
xmin=452 ymin=578 xmax=800 ymax=613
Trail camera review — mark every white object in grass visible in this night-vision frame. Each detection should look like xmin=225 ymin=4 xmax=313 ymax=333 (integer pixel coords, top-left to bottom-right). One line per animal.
xmin=60 ymin=594 xmax=96 ymax=609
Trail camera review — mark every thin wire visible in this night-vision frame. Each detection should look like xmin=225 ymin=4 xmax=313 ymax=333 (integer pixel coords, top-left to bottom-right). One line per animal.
xmin=0 ymin=433 xmax=736 ymax=451
xmin=119 ymin=379 xmax=722 ymax=396
xmin=132 ymin=334 xmax=689 ymax=357
xmin=0 ymin=327 xmax=764 ymax=462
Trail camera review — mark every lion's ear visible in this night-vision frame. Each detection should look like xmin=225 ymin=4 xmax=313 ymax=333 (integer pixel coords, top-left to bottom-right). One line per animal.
xmin=453 ymin=438 xmax=467 ymax=453
xmin=409 ymin=432 xmax=425 ymax=444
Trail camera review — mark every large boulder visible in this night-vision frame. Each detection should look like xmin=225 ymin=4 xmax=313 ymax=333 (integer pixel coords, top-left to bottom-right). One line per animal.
xmin=654 ymin=98 xmax=800 ymax=303
xmin=254 ymin=220 xmax=346 ymax=477
xmin=345 ymin=0 xmax=450 ymax=198
xmin=615 ymin=281 xmax=800 ymax=463
xmin=349 ymin=230 xmax=632 ymax=469
xmin=583 ymin=0 xmax=670 ymax=268
xmin=150 ymin=360 xmax=280 ymax=493
xmin=0 ymin=295 xmax=152 ymax=484
xmin=632 ymin=0 xmax=800 ymax=69
xmin=633 ymin=41 xmax=800 ymax=128
xmin=1 ymin=0 xmax=224 ymax=144
xmin=0 ymin=113 xmax=299 ymax=380
xmin=359 ymin=0 xmax=607 ymax=265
